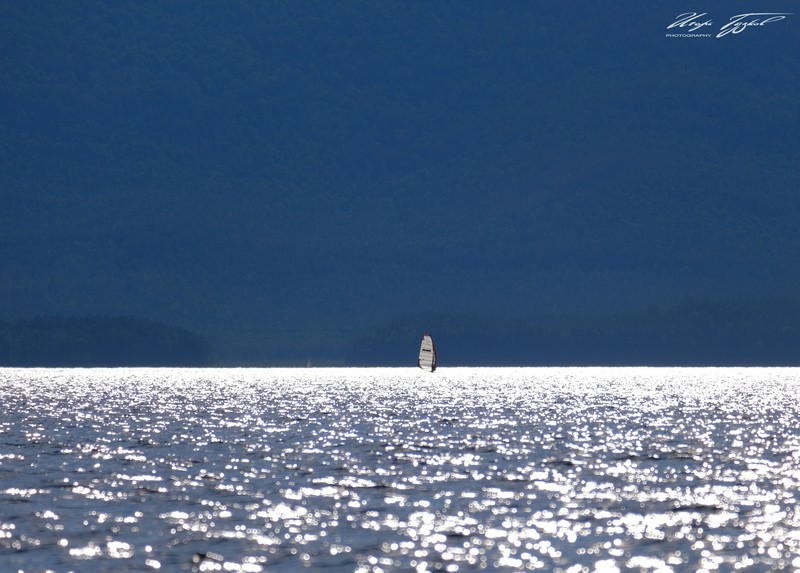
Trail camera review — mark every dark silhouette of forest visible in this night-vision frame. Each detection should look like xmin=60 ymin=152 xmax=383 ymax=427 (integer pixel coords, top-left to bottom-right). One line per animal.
xmin=0 ymin=316 xmax=213 ymax=367
xmin=1 ymin=3 xmax=798 ymax=364
xmin=349 ymin=297 xmax=800 ymax=366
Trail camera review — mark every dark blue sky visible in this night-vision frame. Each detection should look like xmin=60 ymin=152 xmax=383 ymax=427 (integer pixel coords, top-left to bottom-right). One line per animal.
xmin=1 ymin=2 xmax=798 ymax=361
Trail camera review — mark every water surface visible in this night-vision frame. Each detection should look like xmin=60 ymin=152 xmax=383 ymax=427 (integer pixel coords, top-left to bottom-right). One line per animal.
xmin=1 ymin=367 xmax=799 ymax=572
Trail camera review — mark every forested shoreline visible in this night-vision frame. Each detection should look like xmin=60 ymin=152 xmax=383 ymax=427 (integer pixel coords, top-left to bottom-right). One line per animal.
xmin=0 ymin=297 xmax=797 ymax=367
xmin=0 ymin=316 xmax=213 ymax=367
xmin=349 ymin=297 xmax=800 ymax=367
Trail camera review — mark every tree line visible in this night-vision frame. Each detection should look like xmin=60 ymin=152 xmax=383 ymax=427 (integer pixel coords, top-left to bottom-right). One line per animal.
xmin=0 ymin=316 xmax=213 ymax=367
xmin=348 ymin=297 xmax=800 ymax=366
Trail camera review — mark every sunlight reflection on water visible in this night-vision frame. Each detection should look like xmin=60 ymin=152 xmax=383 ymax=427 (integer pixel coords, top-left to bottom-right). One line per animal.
xmin=1 ymin=367 xmax=800 ymax=572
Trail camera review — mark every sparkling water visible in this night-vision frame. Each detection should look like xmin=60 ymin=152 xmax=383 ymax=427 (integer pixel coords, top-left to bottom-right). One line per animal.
xmin=1 ymin=367 xmax=799 ymax=572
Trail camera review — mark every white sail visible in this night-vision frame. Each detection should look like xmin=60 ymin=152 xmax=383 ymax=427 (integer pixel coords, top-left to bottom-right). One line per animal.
xmin=418 ymin=334 xmax=437 ymax=372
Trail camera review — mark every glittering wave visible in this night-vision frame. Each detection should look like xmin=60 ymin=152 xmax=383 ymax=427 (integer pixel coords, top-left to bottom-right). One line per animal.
xmin=1 ymin=367 xmax=799 ymax=572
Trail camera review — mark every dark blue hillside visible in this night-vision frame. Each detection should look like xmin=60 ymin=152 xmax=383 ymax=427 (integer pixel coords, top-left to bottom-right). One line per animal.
xmin=0 ymin=316 xmax=213 ymax=366
xmin=351 ymin=298 xmax=800 ymax=367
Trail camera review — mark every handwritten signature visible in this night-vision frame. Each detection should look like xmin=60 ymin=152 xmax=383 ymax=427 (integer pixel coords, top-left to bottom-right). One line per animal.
xmin=667 ymin=12 xmax=791 ymax=38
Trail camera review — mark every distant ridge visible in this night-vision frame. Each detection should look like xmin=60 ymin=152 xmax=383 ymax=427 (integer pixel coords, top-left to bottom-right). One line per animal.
xmin=0 ymin=316 xmax=213 ymax=367
xmin=348 ymin=297 xmax=800 ymax=367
